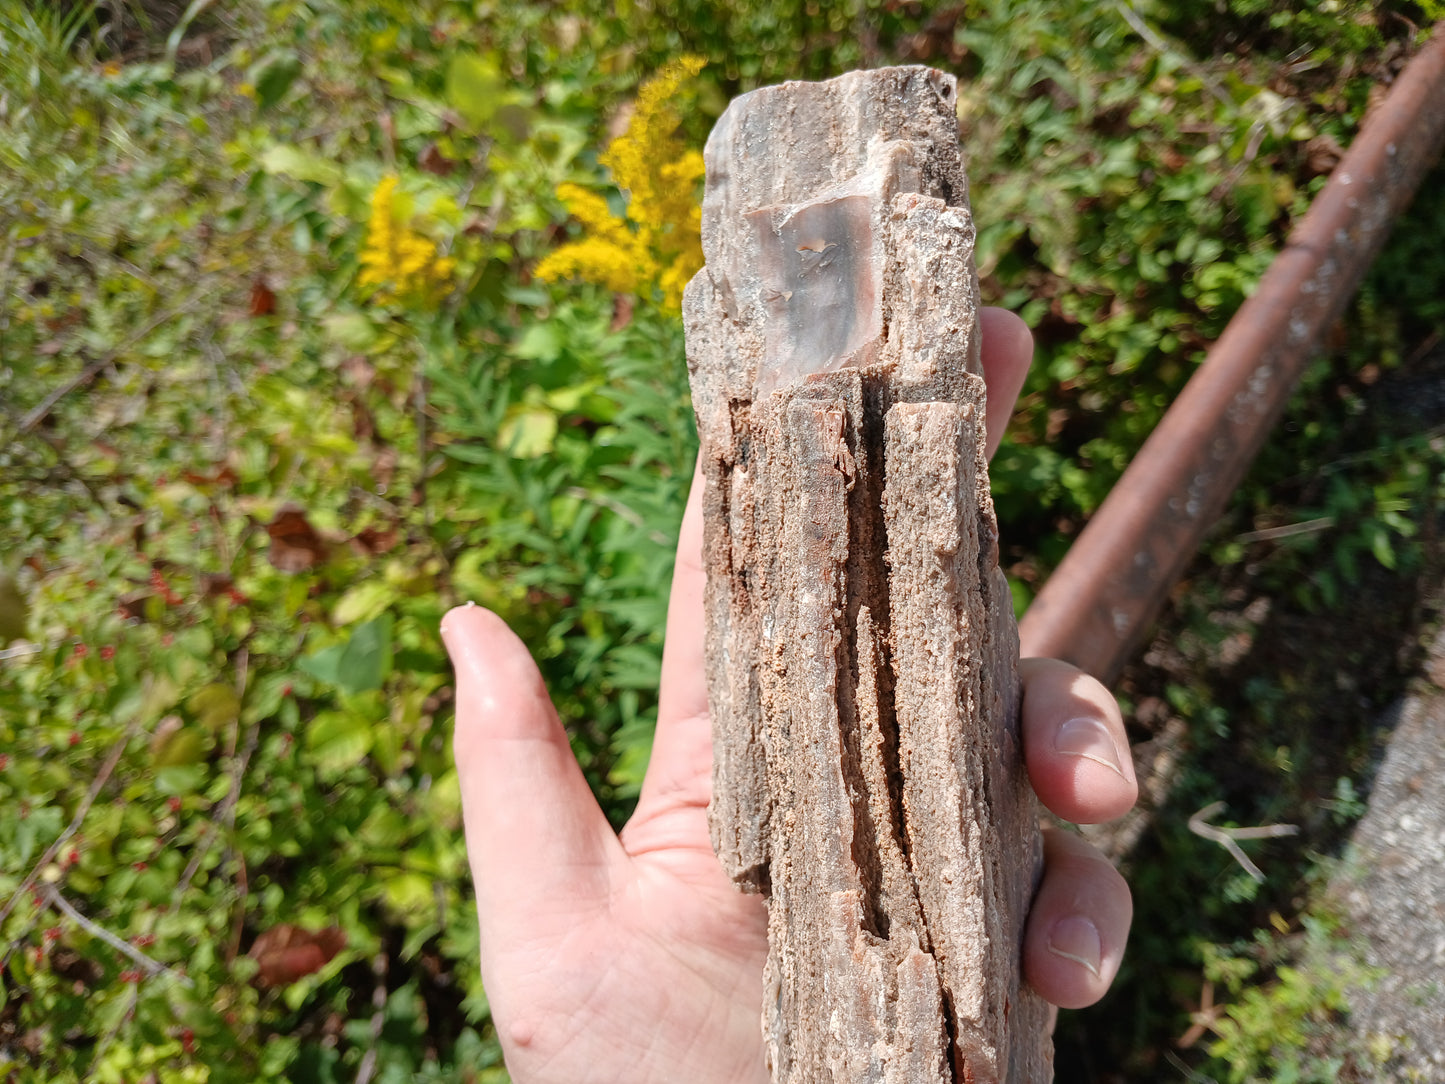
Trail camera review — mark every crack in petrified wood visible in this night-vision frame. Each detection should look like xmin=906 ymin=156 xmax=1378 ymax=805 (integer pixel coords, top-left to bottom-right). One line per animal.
xmin=684 ymin=67 xmax=1052 ymax=1083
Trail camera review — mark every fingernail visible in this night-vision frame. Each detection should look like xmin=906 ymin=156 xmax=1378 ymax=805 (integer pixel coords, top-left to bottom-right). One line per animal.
xmin=1055 ymin=717 xmax=1132 ymax=782
xmin=1046 ymin=915 xmax=1102 ymax=978
xmin=439 ymin=603 xmax=476 ymax=660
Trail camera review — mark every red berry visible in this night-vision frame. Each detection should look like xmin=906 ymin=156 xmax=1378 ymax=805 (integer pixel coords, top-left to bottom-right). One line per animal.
xmin=168 ymin=797 xmax=182 ymax=813
xmin=162 ymin=633 xmax=174 ymax=647
xmin=72 ymin=643 xmax=88 ymax=659
xmin=66 ymin=849 xmax=79 ymax=866
xmin=68 ymin=732 xmax=81 ymax=747
xmin=133 ymin=933 xmax=155 ymax=948
xmin=0 ymin=754 xmax=9 ymax=770
xmin=181 ymin=1028 xmax=196 ymax=1054
xmin=100 ymin=646 xmax=116 ymax=661
xmin=132 ymin=861 xmax=147 ymax=872
xmin=282 ymin=684 xmax=293 ymax=697
xmin=43 ymin=926 xmax=61 ymax=943
xmin=119 ymin=969 xmax=142 ymax=983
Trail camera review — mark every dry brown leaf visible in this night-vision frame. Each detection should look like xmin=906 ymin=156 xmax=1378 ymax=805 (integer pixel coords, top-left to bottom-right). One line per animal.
xmin=350 ymin=526 xmax=400 ymax=556
xmin=249 ymin=276 xmax=277 ymax=317
xmin=265 ymin=506 xmax=328 ymax=573
xmin=610 ymin=294 xmax=634 ymax=332
xmin=248 ymin=924 xmax=347 ymax=988
xmin=181 ymin=466 xmax=238 ymax=489
xmin=1304 ymin=133 xmax=1344 ymax=178
xmin=418 ymin=142 xmax=456 ymax=176
xmin=371 ymin=446 xmax=399 ymax=489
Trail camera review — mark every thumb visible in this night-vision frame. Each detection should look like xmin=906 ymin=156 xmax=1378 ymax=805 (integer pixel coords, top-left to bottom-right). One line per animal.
xmin=443 ymin=604 xmax=621 ymax=933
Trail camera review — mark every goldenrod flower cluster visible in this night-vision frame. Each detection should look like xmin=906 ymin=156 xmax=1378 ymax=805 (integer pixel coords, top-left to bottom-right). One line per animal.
xmin=357 ymin=175 xmax=456 ymax=307
xmin=535 ymin=56 xmax=706 ymax=312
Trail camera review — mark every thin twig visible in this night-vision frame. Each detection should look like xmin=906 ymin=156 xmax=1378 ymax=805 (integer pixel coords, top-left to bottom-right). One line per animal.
xmin=0 ymin=412 xmax=111 ymax=511
xmin=1114 ymin=0 xmax=1236 ymax=111
xmin=1165 ymin=1048 xmax=1219 ymax=1082
xmin=0 ymin=643 xmax=43 ymax=661
xmin=0 ymin=234 xmax=17 ymax=365
xmin=174 ymin=705 xmax=261 ymax=900
xmin=0 ymin=729 xmax=132 ymax=927
xmin=163 ymin=0 xmax=219 ymax=68
xmin=0 ymin=910 xmax=43 ymax=973
xmin=86 ymin=979 xmax=141 ymax=1080
xmin=1235 ymin=516 xmax=1335 ymax=544
xmin=354 ymin=952 xmax=389 ymax=1084
xmin=45 ymin=885 xmax=193 ymax=986
xmin=225 ymin=853 xmax=248 ymax=966
xmin=1188 ymin=800 xmax=1299 ymax=883
xmin=415 ymin=339 xmax=431 ymax=527
xmin=19 ymin=295 xmax=204 ymax=432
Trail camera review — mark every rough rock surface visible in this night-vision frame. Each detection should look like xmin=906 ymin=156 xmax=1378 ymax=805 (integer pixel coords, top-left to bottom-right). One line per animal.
xmin=1332 ymin=621 xmax=1445 ymax=1078
xmin=683 ymin=67 xmax=1051 ymax=1083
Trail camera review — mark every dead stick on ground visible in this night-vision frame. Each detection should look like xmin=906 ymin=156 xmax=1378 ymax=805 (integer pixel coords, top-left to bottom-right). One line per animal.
xmin=44 ymin=886 xmax=194 ymax=987
xmin=1188 ymin=801 xmax=1300 ymax=883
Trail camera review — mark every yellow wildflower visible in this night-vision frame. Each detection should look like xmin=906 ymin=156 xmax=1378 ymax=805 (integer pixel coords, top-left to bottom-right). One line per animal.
xmin=534 ymin=56 xmax=706 ymax=312
xmin=357 ymin=175 xmax=456 ymax=307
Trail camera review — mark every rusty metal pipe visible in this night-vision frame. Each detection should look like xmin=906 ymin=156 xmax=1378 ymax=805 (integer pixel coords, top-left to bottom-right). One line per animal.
xmin=1018 ymin=26 xmax=1445 ymax=684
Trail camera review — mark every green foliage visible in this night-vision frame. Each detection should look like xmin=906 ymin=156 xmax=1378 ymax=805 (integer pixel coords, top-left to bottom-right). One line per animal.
xmin=3 ymin=0 xmax=1442 ymax=1080
xmin=1198 ymin=915 xmax=1385 ymax=1083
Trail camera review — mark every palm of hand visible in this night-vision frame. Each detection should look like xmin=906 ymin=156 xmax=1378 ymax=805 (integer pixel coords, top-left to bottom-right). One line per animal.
xmin=443 ymin=310 xmax=1135 ymax=1083
xmin=481 ymin=803 xmax=770 ymax=1084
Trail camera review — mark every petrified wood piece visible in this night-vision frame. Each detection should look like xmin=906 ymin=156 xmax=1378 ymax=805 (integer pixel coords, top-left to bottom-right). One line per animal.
xmin=683 ymin=67 xmax=1052 ymax=1082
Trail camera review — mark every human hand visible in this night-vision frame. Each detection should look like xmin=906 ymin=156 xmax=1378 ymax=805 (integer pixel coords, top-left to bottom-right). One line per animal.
xmin=441 ymin=307 xmax=1135 ymax=1084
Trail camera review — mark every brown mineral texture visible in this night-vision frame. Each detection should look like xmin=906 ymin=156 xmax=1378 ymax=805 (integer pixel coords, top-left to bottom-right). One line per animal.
xmin=683 ymin=67 xmax=1052 ymax=1082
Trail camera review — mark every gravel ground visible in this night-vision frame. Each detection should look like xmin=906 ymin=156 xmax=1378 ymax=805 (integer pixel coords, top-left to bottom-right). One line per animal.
xmin=1333 ymin=622 xmax=1445 ymax=1079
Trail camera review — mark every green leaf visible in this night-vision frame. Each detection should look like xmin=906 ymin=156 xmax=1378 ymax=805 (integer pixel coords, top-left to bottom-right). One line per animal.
xmin=445 ymin=51 xmax=502 ymax=131
xmin=260 ymin=143 xmax=343 ymax=186
xmin=426 ymin=769 xmax=463 ymax=831
xmin=1368 ymin=525 xmax=1396 ymax=570
xmin=323 ymin=311 xmax=379 ymax=352
xmin=382 ymin=871 xmax=435 ymax=919
xmin=497 ymin=406 xmax=557 ymax=459
xmin=188 ymin=683 xmax=240 ymax=733
xmin=513 ymin=322 xmax=563 ymax=362
xmin=358 ymin=805 xmax=410 ymax=849
xmin=493 ymin=102 xmax=534 ymax=145
xmin=605 ymin=643 xmax=661 ymax=690
xmin=155 ymin=765 xmax=207 ymax=796
xmin=335 ymin=615 xmax=394 ymax=694
xmin=139 ymin=673 xmax=182 ymax=725
xmin=298 ymin=644 xmax=345 ymax=687
xmin=305 ymin=710 xmax=374 ymax=773
xmin=0 ymin=574 xmax=27 ymax=644
xmin=153 ymin=726 xmax=207 ymax=767
xmin=332 ymin=580 xmax=398 ymax=627
xmin=543 ymin=381 xmax=602 ymax=413
xmin=250 ymin=51 xmax=302 ymax=111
